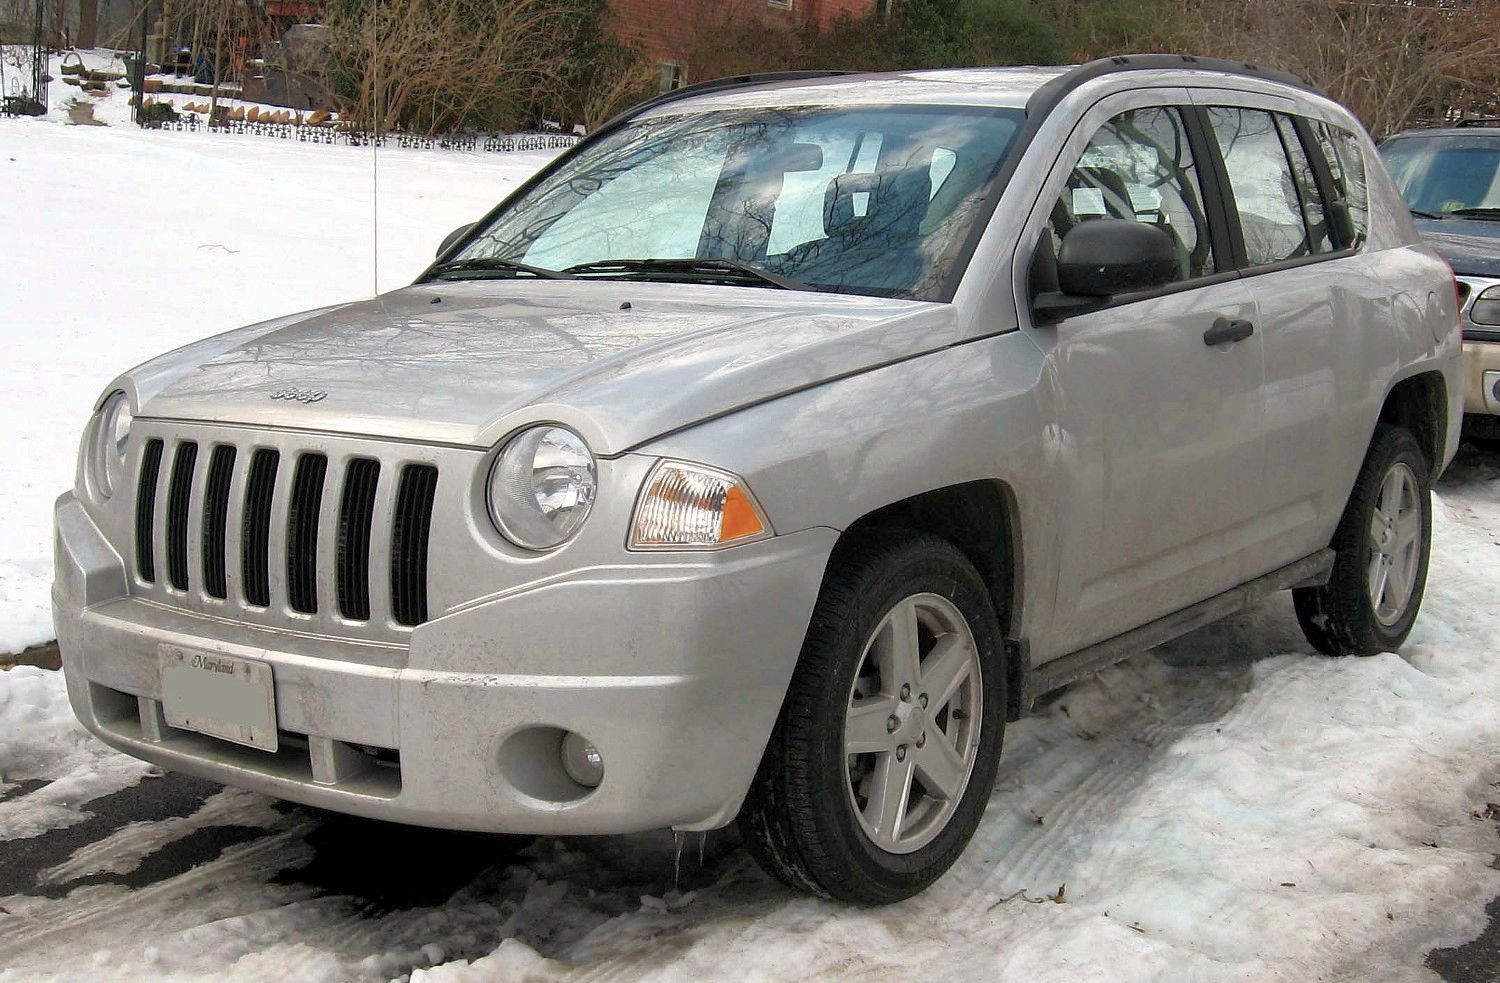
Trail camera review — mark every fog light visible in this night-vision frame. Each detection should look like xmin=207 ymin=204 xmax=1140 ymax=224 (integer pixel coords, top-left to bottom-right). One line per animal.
xmin=561 ymin=731 xmax=604 ymax=788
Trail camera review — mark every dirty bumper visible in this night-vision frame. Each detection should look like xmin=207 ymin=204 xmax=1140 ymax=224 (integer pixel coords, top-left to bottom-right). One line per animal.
xmin=54 ymin=494 xmax=835 ymax=834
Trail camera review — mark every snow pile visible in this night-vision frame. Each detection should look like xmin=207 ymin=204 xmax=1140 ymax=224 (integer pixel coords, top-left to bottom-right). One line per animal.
xmin=0 ymin=110 xmax=558 ymax=652
xmin=412 ymin=499 xmax=1500 ymax=982
xmin=3 ymin=488 xmax=1494 ymax=980
xmin=0 ymin=666 xmax=153 ymax=840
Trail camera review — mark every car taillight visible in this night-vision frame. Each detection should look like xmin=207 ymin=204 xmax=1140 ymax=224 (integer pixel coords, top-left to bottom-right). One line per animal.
xmin=1438 ymin=257 xmax=1463 ymax=315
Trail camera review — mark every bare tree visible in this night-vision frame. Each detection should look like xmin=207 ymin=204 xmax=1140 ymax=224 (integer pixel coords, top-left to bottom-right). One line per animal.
xmin=1200 ymin=0 xmax=1500 ymax=135
xmin=322 ymin=0 xmax=586 ymax=135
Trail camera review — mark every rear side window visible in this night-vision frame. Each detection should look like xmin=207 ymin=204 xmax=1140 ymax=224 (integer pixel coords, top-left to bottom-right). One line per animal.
xmin=1206 ymin=107 xmax=1310 ymax=266
xmin=1048 ymin=105 xmax=1216 ymax=283
xmin=1311 ymin=121 xmax=1370 ymax=248
xmin=1274 ymin=114 xmax=1333 ymax=254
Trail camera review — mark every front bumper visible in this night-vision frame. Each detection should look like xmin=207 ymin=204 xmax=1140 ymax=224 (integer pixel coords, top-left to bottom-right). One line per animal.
xmin=1462 ymin=339 xmax=1500 ymax=416
xmin=55 ymin=493 xmax=835 ymax=834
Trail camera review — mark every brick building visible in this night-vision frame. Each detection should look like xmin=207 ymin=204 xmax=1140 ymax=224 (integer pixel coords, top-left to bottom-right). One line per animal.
xmin=609 ymin=0 xmax=882 ymax=91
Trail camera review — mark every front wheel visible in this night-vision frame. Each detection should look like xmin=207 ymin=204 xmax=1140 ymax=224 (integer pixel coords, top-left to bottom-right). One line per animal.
xmin=738 ymin=531 xmax=1005 ymax=904
xmin=1294 ymin=425 xmax=1432 ymax=656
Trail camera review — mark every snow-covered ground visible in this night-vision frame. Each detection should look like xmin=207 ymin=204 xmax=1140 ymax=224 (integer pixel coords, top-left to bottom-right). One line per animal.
xmin=3 ymin=78 xmax=1500 ymax=982
xmin=0 ymin=78 xmax=557 ymax=652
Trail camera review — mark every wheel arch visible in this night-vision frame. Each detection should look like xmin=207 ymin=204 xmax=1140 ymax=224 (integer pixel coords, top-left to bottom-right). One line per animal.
xmin=839 ymin=479 xmax=1030 ymax=721
xmin=1376 ymin=369 xmax=1447 ymax=474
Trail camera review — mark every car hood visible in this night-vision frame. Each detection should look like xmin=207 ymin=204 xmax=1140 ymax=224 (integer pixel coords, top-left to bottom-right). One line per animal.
xmin=1413 ymin=216 xmax=1500 ymax=277
xmin=124 ymin=279 xmax=953 ymax=454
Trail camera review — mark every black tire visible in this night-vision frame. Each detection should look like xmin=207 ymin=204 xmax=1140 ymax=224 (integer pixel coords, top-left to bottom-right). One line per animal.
xmin=1293 ymin=425 xmax=1432 ymax=656
xmin=738 ymin=530 xmax=1006 ymax=904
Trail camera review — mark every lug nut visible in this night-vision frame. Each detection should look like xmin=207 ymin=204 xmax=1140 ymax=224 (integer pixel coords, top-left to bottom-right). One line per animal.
xmin=916 ymin=733 xmax=927 ymax=748
xmin=896 ymin=745 xmax=907 ymax=761
xmin=900 ymin=684 xmax=911 ymax=700
xmin=919 ymin=693 xmax=928 ymax=709
xmin=887 ymin=715 xmax=899 ymax=734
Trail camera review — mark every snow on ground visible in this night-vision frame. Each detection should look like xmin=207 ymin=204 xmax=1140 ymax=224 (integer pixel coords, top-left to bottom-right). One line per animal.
xmin=0 ymin=98 xmax=559 ymax=652
xmin=3 ymin=86 xmax=1500 ymax=982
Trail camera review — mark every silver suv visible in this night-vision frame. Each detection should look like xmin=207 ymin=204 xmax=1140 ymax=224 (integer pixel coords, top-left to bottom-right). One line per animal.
xmin=56 ymin=55 xmax=1463 ymax=903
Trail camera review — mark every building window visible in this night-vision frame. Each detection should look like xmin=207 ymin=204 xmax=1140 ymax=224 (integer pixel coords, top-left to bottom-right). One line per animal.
xmin=659 ymin=61 xmax=684 ymax=93
xmin=768 ymin=0 xmax=793 ymax=9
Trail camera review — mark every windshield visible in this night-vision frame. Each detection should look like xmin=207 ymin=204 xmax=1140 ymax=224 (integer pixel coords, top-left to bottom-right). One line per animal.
xmin=445 ymin=105 xmax=1026 ymax=301
xmin=1380 ymin=134 xmax=1500 ymax=216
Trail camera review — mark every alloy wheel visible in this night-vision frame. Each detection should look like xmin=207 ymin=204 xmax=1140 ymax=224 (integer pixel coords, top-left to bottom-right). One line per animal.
xmin=842 ymin=592 xmax=983 ymax=854
xmin=1367 ymin=461 xmax=1422 ymax=627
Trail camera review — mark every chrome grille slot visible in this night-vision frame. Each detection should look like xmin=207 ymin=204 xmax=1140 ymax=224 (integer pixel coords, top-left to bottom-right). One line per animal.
xmin=165 ymin=442 xmax=198 ymax=591
xmin=201 ymin=445 xmax=237 ymax=600
xmin=242 ymin=449 xmax=279 ymax=607
xmin=135 ymin=438 xmax=164 ymax=583
xmin=286 ymin=453 xmax=328 ymax=615
xmin=391 ymin=464 xmax=438 ymax=627
xmin=336 ymin=458 xmax=381 ymax=621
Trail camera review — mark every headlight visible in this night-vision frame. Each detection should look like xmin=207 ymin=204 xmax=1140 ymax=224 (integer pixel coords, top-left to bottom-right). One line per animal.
xmin=1472 ymin=285 xmax=1500 ymax=326
xmin=88 ymin=391 xmax=133 ymax=499
xmin=487 ymin=426 xmax=597 ymax=550
xmin=629 ymin=461 xmax=770 ymax=550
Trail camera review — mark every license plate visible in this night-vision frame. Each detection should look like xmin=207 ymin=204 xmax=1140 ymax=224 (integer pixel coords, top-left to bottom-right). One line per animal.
xmin=159 ymin=645 xmax=277 ymax=752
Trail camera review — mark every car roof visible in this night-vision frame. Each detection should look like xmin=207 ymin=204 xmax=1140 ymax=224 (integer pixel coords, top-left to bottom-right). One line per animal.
xmin=1382 ymin=124 xmax=1500 ymax=141
xmin=632 ymin=57 xmax=1322 ymax=120
xmin=635 ymin=67 xmax=1073 ymax=117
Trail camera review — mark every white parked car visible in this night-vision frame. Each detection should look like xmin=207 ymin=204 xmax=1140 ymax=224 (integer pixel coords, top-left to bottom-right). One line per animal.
xmin=56 ymin=55 xmax=1462 ymax=903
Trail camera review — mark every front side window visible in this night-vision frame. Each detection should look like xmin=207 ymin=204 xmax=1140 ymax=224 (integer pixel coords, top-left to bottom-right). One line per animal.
xmin=1047 ymin=105 xmax=1215 ymax=283
xmin=449 ymin=106 xmax=1026 ymax=301
xmin=1207 ymin=107 xmax=1311 ymax=266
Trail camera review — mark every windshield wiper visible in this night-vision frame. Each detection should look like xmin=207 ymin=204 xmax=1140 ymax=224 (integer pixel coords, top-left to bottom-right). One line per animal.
xmin=1409 ymin=207 xmax=1447 ymax=219
xmin=1446 ymin=207 xmax=1500 ymax=221
xmin=428 ymin=257 xmax=573 ymax=280
xmin=562 ymin=258 xmax=810 ymax=291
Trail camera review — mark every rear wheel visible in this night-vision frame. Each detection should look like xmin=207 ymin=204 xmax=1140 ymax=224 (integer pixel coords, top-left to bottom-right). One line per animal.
xmin=739 ymin=531 xmax=1005 ymax=904
xmin=1294 ymin=425 xmax=1432 ymax=656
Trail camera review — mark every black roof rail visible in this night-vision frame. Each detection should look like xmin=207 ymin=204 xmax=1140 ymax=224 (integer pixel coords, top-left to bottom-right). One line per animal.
xmin=1455 ymin=116 xmax=1500 ymax=128
xmin=601 ymin=71 xmax=857 ymax=131
xmin=1026 ymin=53 xmax=1323 ymax=117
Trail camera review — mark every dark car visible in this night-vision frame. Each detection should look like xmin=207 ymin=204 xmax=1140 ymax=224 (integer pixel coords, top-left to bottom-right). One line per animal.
xmin=1380 ymin=121 xmax=1500 ymax=434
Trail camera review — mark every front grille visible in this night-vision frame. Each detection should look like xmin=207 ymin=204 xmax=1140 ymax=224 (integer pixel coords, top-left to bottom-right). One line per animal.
xmin=391 ymin=465 xmax=438 ymax=627
xmin=242 ymin=449 xmax=279 ymax=607
xmin=132 ymin=436 xmax=438 ymax=630
xmin=286 ymin=454 xmax=328 ymax=615
xmin=135 ymin=439 xmax=164 ymax=583
xmin=165 ymin=442 xmax=198 ymax=591
xmin=201 ymin=445 xmax=237 ymax=600
xmin=337 ymin=459 xmax=380 ymax=621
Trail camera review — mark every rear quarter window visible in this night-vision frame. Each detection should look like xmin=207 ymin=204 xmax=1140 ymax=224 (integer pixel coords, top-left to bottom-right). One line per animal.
xmin=1311 ymin=121 xmax=1370 ymax=248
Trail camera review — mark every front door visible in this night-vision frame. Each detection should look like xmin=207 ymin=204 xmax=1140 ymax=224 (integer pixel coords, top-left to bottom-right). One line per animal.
xmin=1023 ymin=99 xmax=1268 ymax=655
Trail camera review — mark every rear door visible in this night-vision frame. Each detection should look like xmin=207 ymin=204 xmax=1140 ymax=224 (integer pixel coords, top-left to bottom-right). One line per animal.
xmin=1016 ymin=90 xmax=1268 ymax=656
xmin=1194 ymin=95 xmax=1390 ymax=577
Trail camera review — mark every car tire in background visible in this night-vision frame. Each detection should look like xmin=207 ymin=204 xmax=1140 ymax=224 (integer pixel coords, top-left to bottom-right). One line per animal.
xmin=1294 ymin=425 xmax=1433 ymax=656
xmin=739 ymin=531 xmax=1005 ymax=904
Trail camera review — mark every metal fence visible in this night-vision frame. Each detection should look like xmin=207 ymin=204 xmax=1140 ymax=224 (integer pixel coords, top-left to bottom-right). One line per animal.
xmin=140 ymin=116 xmax=583 ymax=153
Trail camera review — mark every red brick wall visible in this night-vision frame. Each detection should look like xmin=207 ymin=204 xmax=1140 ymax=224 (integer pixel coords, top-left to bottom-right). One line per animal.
xmin=610 ymin=0 xmax=877 ymax=77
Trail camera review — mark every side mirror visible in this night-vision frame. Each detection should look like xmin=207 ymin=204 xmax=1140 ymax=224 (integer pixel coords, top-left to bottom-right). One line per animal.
xmin=437 ymin=222 xmax=476 ymax=258
xmin=1033 ymin=219 xmax=1179 ymax=322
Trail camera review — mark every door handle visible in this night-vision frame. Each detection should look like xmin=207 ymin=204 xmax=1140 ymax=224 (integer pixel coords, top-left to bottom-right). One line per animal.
xmin=1204 ymin=317 xmax=1255 ymax=346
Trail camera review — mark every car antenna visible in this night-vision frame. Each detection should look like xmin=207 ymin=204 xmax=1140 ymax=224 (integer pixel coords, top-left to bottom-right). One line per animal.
xmin=371 ymin=2 xmax=381 ymax=303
